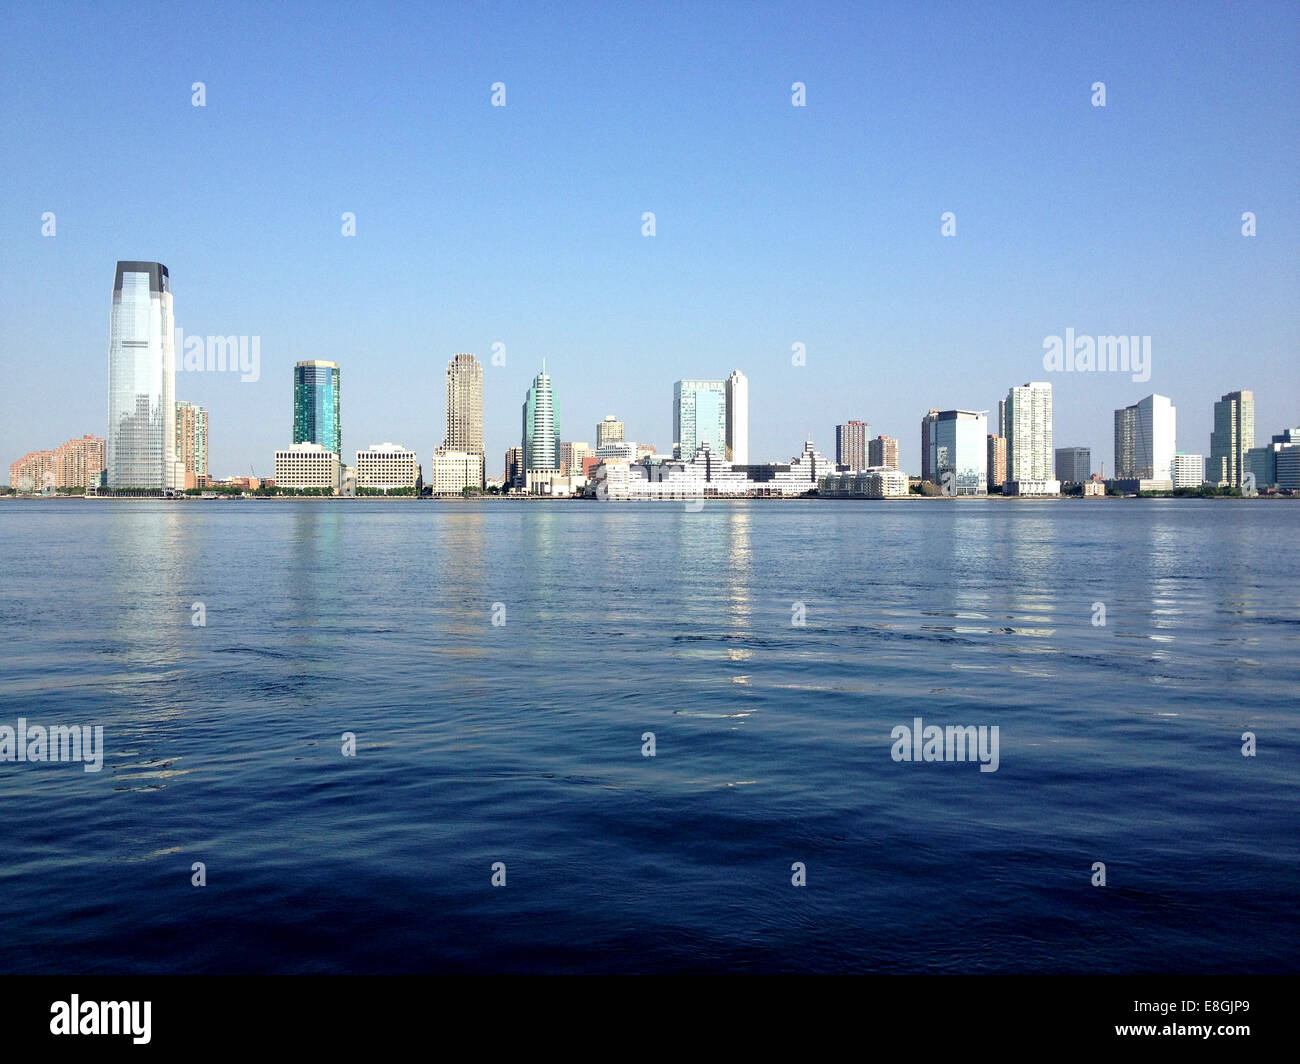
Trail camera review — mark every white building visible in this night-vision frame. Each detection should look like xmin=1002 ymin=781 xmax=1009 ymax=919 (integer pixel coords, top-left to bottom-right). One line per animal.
xmin=598 ymin=439 xmax=831 ymax=500
xmin=356 ymin=443 xmax=419 ymax=492
xmin=428 ymin=448 xmax=484 ymax=495
xmin=1172 ymin=453 xmax=1204 ymax=489
xmin=1005 ymin=381 xmax=1059 ymax=495
xmin=274 ymin=442 xmax=340 ymax=492
xmin=820 ymin=468 xmax=910 ymax=498
xmin=725 ymin=369 xmax=749 ymax=464
xmin=1115 ymin=394 xmax=1176 ymax=484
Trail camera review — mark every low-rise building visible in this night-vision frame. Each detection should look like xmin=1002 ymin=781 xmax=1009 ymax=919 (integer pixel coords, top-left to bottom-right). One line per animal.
xmin=429 ymin=449 xmax=484 ymax=495
xmin=274 ymin=443 xmax=340 ymax=492
xmin=1172 ymin=453 xmax=1204 ymax=489
xmin=356 ymin=443 xmax=419 ymax=492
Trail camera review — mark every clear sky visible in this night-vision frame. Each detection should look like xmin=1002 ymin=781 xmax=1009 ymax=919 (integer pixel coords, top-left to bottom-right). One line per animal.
xmin=2 ymin=0 xmax=1296 ymax=479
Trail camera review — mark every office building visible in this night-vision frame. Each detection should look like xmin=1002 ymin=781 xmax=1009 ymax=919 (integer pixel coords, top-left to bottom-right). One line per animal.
xmin=920 ymin=410 xmax=939 ymax=482
xmin=1243 ymin=428 xmax=1297 ymax=490
xmin=523 ymin=363 xmax=561 ymax=488
xmin=1113 ymin=394 xmax=1176 ymax=484
xmin=1054 ymin=447 xmax=1091 ymax=485
xmin=274 ymin=442 xmax=340 ymax=492
xmin=725 ymin=369 xmax=749 ymax=464
xmin=867 ymin=435 xmax=898 ymax=471
xmin=429 ymin=449 xmax=484 ymax=495
xmin=673 ymin=379 xmax=727 ymax=461
xmin=108 ymin=261 xmax=178 ymax=491
xmin=1005 ymin=382 xmax=1058 ymax=494
xmin=504 ymin=446 xmax=524 ymax=490
xmin=293 ymin=360 xmax=342 ymax=456
xmin=1208 ymin=390 xmax=1255 ymax=487
xmin=356 ymin=443 xmax=420 ymax=492
xmin=836 ymin=420 xmax=870 ymax=470
xmin=560 ymin=441 xmax=594 ymax=477
xmin=924 ymin=410 xmax=988 ymax=494
xmin=1172 ymin=453 xmax=1204 ymax=489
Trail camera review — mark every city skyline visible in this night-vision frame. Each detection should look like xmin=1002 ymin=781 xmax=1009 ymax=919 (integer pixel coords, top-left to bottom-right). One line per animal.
xmin=3 ymin=5 xmax=1294 ymax=480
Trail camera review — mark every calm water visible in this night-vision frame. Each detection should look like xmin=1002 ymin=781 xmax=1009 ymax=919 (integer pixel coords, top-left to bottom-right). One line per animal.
xmin=0 ymin=499 xmax=1296 ymax=973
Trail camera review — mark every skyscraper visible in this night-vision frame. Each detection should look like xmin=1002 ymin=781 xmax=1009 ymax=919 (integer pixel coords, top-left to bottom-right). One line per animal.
xmin=725 ymin=370 xmax=749 ymax=464
xmin=1005 ymin=382 xmax=1056 ymax=492
xmin=1209 ymin=390 xmax=1255 ymax=487
xmin=596 ymin=416 xmax=625 ymax=448
xmin=175 ymin=401 xmax=209 ymax=489
xmin=673 ymin=380 xmax=727 ymax=461
xmin=108 ymin=261 xmax=178 ymax=491
xmin=293 ymin=361 xmax=341 ymax=456
xmin=835 ymin=420 xmax=869 ymax=470
xmin=920 ymin=410 xmax=940 ymax=481
xmin=444 ymin=353 xmax=484 ymax=488
xmin=1114 ymin=394 xmax=1176 ymax=482
xmin=523 ymin=362 xmax=561 ymax=484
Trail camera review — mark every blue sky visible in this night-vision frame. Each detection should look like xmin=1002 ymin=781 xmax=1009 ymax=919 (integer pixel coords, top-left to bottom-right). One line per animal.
xmin=2 ymin=0 xmax=1296 ymax=478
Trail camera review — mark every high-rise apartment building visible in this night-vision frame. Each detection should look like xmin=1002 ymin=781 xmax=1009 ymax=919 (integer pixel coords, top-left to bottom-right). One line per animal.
xmin=1113 ymin=394 xmax=1176 ymax=483
xmin=835 ymin=420 xmax=870 ymax=470
xmin=673 ymin=380 xmax=727 ymax=461
xmin=293 ymin=361 xmax=341 ymax=456
xmin=108 ymin=261 xmax=178 ymax=491
xmin=523 ymin=363 xmax=561 ymax=480
xmin=1054 ymin=447 xmax=1091 ymax=484
xmin=868 ymin=435 xmax=899 ymax=470
xmin=725 ymin=370 xmax=749 ymax=464
xmin=596 ymin=415 xmax=625 ymax=449
xmin=1005 ymin=382 xmax=1056 ymax=492
xmin=175 ymin=401 xmax=209 ymax=489
xmin=10 ymin=435 xmax=106 ymax=492
xmin=1208 ymin=390 xmax=1255 ymax=487
xmin=986 ymin=435 xmax=1007 ymax=492
xmin=444 ymin=353 xmax=484 ymax=487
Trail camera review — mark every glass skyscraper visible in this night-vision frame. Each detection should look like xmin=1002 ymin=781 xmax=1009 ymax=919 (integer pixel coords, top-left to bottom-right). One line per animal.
xmin=108 ymin=261 xmax=177 ymax=491
xmin=927 ymin=410 xmax=988 ymax=494
xmin=674 ymin=380 xmax=727 ymax=461
xmin=293 ymin=361 xmax=341 ymax=455
xmin=523 ymin=362 xmax=561 ymax=471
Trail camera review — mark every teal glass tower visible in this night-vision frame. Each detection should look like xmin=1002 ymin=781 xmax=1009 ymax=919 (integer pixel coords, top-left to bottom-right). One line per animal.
xmin=293 ymin=361 xmax=341 ymax=455
xmin=522 ymin=362 xmax=561 ymax=470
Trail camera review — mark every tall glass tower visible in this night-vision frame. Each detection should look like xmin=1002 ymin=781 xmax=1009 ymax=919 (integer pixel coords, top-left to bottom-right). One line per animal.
xmin=522 ymin=362 xmax=561 ymax=471
xmin=108 ymin=261 xmax=177 ymax=491
xmin=293 ymin=361 xmax=341 ymax=455
xmin=674 ymin=379 xmax=727 ymax=461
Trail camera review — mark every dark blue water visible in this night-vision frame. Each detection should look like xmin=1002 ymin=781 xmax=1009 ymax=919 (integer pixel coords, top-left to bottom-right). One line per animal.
xmin=1 ymin=499 xmax=1296 ymax=973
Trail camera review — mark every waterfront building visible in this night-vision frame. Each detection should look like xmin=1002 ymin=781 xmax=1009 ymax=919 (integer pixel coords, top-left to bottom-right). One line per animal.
xmin=108 ymin=261 xmax=178 ymax=491
xmin=274 ymin=442 xmax=340 ymax=492
xmin=293 ymin=361 xmax=342 ymax=457
xmin=356 ymin=443 xmax=420 ymax=492
xmin=523 ymin=363 xmax=561 ymax=490
xmin=819 ymin=468 xmax=910 ymax=498
xmin=673 ymin=379 xmax=727 ymax=461
xmin=428 ymin=448 xmax=484 ymax=495
xmin=9 ymin=435 xmax=106 ymax=492
xmin=1172 ymin=453 xmax=1204 ymax=489
xmin=868 ymin=435 xmax=899 ymax=471
xmin=444 ymin=353 xmax=484 ymax=488
xmin=725 ymin=370 xmax=749 ymax=464
xmin=986 ymin=435 xmax=1007 ymax=492
xmin=920 ymin=410 xmax=939 ymax=482
xmin=1054 ymin=447 xmax=1091 ymax=485
xmin=1208 ymin=390 xmax=1255 ymax=487
xmin=1005 ymin=382 xmax=1058 ymax=494
xmin=1244 ymin=429 xmax=1298 ymax=490
xmin=835 ymin=420 xmax=870 ymax=471
xmin=504 ymin=447 xmax=524 ymax=490
xmin=1113 ymin=394 xmax=1175 ymax=485
xmin=175 ymin=401 xmax=209 ymax=489
xmin=560 ymin=441 xmax=594 ymax=476
xmin=924 ymin=410 xmax=988 ymax=494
